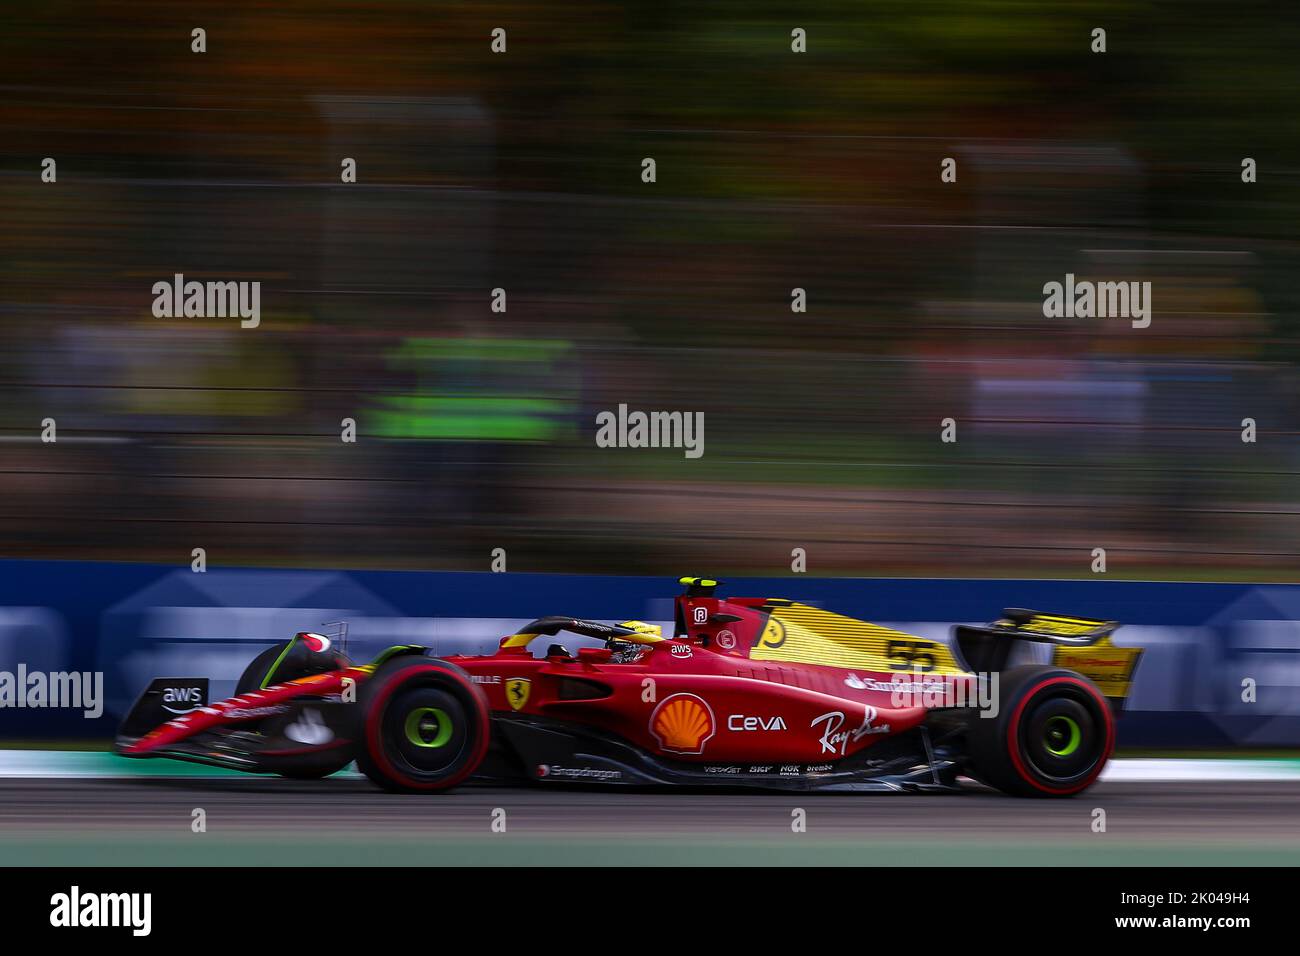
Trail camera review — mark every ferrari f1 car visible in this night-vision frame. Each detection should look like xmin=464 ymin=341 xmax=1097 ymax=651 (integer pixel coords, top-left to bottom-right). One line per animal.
xmin=116 ymin=578 xmax=1142 ymax=796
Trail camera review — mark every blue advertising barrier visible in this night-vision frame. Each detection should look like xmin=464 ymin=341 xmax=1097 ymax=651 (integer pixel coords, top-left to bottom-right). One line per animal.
xmin=0 ymin=558 xmax=1296 ymax=747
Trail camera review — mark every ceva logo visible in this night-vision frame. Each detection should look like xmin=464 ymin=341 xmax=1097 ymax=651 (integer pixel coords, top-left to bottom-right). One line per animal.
xmin=728 ymin=714 xmax=787 ymax=731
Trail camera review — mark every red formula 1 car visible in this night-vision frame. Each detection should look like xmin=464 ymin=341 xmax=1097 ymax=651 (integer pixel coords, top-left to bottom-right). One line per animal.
xmin=116 ymin=577 xmax=1142 ymax=796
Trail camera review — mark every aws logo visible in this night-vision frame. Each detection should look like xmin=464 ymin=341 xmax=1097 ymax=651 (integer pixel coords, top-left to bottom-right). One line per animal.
xmin=649 ymin=693 xmax=715 ymax=755
xmin=160 ymin=685 xmax=206 ymax=715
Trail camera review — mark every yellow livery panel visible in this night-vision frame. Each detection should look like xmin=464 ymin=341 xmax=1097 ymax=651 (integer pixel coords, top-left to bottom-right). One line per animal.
xmin=1052 ymin=637 xmax=1143 ymax=698
xmin=749 ymin=602 xmax=965 ymax=675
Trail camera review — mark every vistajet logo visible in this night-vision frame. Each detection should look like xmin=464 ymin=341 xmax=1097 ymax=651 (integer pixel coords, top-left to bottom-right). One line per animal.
xmin=50 ymin=886 xmax=151 ymax=936
xmin=151 ymin=273 xmax=261 ymax=328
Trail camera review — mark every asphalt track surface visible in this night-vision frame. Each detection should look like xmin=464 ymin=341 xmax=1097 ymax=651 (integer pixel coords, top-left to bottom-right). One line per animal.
xmin=1 ymin=777 xmax=1298 ymax=865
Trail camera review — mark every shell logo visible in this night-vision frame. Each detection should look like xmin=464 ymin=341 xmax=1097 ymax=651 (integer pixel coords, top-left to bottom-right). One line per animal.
xmin=649 ymin=693 xmax=716 ymax=754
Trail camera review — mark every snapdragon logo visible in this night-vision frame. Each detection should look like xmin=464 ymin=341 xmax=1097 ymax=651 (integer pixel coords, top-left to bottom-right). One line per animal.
xmin=50 ymin=886 xmax=151 ymax=936
xmin=151 ymin=273 xmax=261 ymax=328
xmin=0 ymin=665 xmax=102 ymax=718
xmin=1042 ymin=273 xmax=1151 ymax=329
xmin=595 ymin=403 xmax=704 ymax=459
xmin=879 ymin=671 xmax=1000 ymax=718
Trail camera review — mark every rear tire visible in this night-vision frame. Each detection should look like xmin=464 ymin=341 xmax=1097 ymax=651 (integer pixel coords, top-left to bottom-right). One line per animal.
xmin=355 ymin=657 xmax=490 ymax=793
xmin=966 ymin=665 xmax=1114 ymax=797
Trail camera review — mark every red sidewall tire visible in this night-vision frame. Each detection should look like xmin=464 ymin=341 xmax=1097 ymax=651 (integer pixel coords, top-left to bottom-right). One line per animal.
xmin=1006 ymin=675 xmax=1114 ymax=796
xmin=360 ymin=660 xmax=490 ymax=793
xmin=967 ymin=665 xmax=1115 ymax=798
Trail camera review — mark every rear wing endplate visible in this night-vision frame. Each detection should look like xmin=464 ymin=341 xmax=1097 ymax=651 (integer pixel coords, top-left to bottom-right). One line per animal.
xmin=953 ymin=608 xmax=1142 ymax=703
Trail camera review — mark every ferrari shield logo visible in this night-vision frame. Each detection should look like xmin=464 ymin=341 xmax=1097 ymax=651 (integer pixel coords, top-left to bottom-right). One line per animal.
xmin=505 ymin=678 xmax=531 ymax=712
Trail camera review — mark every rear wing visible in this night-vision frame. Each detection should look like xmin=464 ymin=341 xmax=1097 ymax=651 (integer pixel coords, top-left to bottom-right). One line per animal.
xmin=970 ymin=609 xmax=1119 ymax=645
xmin=954 ymin=608 xmax=1142 ymax=704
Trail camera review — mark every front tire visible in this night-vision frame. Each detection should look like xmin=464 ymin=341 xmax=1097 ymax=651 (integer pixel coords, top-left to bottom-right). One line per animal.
xmin=355 ymin=657 xmax=490 ymax=793
xmin=967 ymin=665 xmax=1114 ymax=797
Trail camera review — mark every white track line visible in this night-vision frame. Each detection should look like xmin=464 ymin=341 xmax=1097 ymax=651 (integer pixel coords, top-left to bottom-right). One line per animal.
xmin=0 ymin=752 xmax=1297 ymax=782
xmin=1099 ymin=758 xmax=1300 ymax=782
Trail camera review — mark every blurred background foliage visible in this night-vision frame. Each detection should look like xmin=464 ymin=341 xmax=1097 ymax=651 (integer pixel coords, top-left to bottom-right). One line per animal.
xmin=0 ymin=1 xmax=1297 ymax=577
